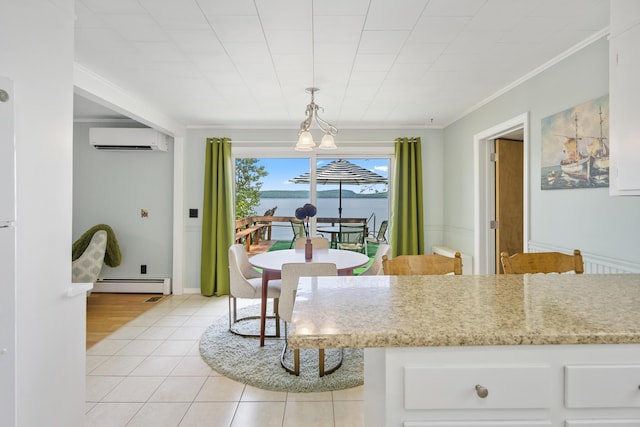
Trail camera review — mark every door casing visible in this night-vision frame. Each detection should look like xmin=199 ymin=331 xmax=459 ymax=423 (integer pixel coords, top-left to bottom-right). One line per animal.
xmin=474 ymin=113 xmax=529 ymax=274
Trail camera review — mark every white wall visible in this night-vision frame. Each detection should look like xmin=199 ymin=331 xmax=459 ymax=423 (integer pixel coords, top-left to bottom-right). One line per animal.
xmin=181 ymin=127 xmax=444 ymax=293
xmin=72 ymin=122 xmax=174 ymax=280
xmin=443 ymin=37 xmax=640 ymax=265
xmin=2 ymin=1 xmax=85 ymax=426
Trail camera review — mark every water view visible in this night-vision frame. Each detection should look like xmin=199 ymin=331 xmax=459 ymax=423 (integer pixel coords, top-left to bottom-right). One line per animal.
xmin=242 ymin=157 xmax=390 ymax=241
xmin=256 ymin=197 xmax=389 ymax=241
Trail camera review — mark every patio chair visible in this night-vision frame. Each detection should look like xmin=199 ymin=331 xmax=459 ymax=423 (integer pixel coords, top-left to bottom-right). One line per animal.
xmin=279 ymin=262 xmax=338 ymax=376
xmin=337 ymin=225 xmax=367 ymax=255
xmin=500 ymin=249 xmax=584 ymax=274
xmin=366 ymin=220 xmax=388 ymax=244
xmin=289 ymin=219 xmax=305 ymax=248
xmin=382 ymin=253 xmax=462 ymax=275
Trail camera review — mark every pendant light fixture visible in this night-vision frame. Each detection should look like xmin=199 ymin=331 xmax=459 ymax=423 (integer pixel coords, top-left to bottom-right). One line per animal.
xmin=295 ymin=87 xmax=338 ymax=151
xmin=294 ymin=1 xmax=337 ymax=151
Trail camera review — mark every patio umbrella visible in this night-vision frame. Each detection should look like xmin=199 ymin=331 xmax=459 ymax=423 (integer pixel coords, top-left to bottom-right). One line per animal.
xmin=289 ymin=159 xmax=388 ymax=221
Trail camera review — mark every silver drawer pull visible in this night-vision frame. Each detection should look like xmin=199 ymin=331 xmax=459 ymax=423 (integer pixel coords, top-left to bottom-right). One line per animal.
xmin=475 ymin=384 xmax=489 ymax=398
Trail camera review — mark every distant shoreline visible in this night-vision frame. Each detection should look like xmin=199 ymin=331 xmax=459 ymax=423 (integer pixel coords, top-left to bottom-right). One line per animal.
xmin=261 ymin=189 xmax=388 ymax=199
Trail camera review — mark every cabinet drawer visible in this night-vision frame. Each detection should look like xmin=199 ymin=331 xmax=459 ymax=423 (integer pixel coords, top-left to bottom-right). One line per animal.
xmin=405 ymin=422 xmax=551 ymax=427
xmin=565 ymin=365 xmax=640 ymax=408
xmin=565 ymin=421 xmax=640 ymax=426
xmin=404 ymin=364 xmax=552 ymax=410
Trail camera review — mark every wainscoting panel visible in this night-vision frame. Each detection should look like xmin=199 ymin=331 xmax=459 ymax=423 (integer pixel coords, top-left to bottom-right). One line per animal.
xmin=528 ymin=241 xmax=640 ymax=274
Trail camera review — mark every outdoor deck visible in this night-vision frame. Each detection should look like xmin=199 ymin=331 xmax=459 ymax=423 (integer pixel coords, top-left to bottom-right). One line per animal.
xmin=247 ymin=239 xmax=278 ymax=256
xmin=235 ymin=215 xmax=369 ymax=254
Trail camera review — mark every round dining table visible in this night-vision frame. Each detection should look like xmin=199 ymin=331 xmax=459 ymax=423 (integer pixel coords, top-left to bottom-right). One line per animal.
xmin=249 ymin=248 xmax=370 ymax=346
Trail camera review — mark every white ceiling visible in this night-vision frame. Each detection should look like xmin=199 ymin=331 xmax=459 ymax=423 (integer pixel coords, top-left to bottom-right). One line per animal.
xmin=73 ymin=0 xmax=610 ymax=128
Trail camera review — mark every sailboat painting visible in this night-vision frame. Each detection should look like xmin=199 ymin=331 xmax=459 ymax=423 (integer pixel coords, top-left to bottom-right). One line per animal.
xmin=541 ymin=94 xmax=609 ymax=190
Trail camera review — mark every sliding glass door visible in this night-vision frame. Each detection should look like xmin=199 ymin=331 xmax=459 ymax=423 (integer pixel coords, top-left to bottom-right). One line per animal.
xmin=234 ymin=156 xmax=389 ymax=242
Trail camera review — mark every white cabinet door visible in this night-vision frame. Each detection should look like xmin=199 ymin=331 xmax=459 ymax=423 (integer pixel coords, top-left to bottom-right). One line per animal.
xmin=0 ymin=76 xmax=15 ymax=222
xmin=565 ymin=421 xmax=640 ymax=426
xmin=0 ymin=227 xmax=15 ymax=427
xmin=611 ymin=0 xmax=640 ymax=37
xmin=405 ymin=422 xmax=551 ymax=427
xmin=610 ymin=11 xmax=640 ymax=194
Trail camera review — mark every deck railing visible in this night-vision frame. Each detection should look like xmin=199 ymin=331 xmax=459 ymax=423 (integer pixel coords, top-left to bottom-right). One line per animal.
xmin=235 ymin=215 xmax=367 ymax=251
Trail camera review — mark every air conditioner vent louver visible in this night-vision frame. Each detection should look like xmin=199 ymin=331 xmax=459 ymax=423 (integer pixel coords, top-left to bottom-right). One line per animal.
xmin=92 ymin=145 xmax=154 ymax=151
xmin=89 ymin=127 xmax=169 ymax=152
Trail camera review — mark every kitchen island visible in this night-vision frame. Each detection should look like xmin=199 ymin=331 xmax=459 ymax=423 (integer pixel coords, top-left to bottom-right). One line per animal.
xmin=289 ymin=274 xmax=640 ymax=426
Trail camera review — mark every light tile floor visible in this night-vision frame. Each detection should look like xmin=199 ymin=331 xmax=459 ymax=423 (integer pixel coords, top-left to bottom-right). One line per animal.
xmin=85 ymin=294 xmax=364 ymax=427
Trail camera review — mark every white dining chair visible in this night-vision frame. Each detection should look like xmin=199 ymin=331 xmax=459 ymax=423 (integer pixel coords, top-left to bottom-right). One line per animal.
xmin=293 ymin=236 xmax=330 ymax=249
xmin=360 ymin=243 xmax=391 ymax=276
xmin=279 ymin=262 xmax=338 ymax=376
xmin=228 ymin=244 xmax=281 ymax=338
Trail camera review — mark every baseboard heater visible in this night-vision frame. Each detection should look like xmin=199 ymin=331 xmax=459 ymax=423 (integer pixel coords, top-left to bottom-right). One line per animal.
xmin=94 ymin=278 xmax=171 ymax=295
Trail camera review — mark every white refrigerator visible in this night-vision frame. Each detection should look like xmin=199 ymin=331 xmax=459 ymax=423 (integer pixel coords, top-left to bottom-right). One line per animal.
xmin=0 ymin=76 xmax=16 ymax=427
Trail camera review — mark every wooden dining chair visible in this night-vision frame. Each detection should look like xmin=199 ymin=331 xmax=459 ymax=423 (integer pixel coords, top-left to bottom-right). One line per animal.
xmin=382 ymin=253 xmax=463 ymax=275
xmin=279 ymin=262 xmax=338 ymax=377
xmin=500 ymin=249 xmax=584 ymax=274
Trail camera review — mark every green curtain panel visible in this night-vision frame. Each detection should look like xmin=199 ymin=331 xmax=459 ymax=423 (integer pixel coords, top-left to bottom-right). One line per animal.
xmin=391 ymin=137 xmax=425 ymax=256
xmin=201 ymin=137 xmax=234 ymax=296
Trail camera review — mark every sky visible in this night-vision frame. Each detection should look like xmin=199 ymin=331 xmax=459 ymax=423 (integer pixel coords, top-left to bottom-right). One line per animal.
xmin=256 ymin=157 xmax=389 ymax=193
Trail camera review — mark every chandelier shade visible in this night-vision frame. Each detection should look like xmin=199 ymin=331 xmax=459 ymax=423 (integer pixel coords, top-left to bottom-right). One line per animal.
xmin=318 ymin=133 xmax=337 ymax=150
xmin=295 ymin=87 xmax=338 ymax=151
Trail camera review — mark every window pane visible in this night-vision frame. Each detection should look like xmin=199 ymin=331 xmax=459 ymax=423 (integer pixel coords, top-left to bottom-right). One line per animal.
xmin=235 ymin=157 xmax=389 ymax=242
xmin=315 ymin=157 xmax=389 ymax=231
xmin=252 ymin=158 xmax=310 ymax=241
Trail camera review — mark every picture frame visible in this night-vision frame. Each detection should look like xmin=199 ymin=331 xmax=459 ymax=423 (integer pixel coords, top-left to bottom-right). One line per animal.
xmin=541 ymin=94 xmax=609 ymax=190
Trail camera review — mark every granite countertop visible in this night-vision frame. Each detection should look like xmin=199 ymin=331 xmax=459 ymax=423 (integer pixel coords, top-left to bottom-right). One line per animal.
xmin=287 ymin=274 xmax=640 ymax=349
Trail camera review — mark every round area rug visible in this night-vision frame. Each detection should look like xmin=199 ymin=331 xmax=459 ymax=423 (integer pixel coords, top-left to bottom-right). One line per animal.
xmin=199 ymin=304 xmax=363 ymax=393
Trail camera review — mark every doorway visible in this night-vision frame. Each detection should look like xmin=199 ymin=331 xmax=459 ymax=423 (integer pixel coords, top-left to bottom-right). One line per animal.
xmin=494 ymin=137 xmax=524 ymax=273
xmin=474 ymin=113 xmax=529 ymax=274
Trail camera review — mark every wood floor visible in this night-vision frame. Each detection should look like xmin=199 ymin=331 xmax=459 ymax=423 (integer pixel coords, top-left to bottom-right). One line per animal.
xmin=86 ymin=293 xmax=170 ymax=349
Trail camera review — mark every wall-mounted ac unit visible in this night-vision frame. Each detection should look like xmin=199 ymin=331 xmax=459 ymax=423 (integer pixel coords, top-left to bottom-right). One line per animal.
xmin=89 ymin=127 xmax=169 ymax=151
